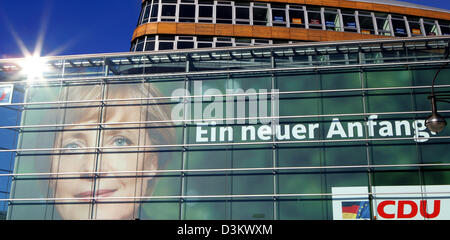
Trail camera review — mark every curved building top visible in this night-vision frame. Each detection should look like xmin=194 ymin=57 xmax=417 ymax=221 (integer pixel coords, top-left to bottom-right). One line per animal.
xmin=139 ymin=0 xmax=450 ymax=17
xmin=132 ymin=0 xmax=450 ymax=52
xmin=344 ymin=0 xmax=449 ymax=13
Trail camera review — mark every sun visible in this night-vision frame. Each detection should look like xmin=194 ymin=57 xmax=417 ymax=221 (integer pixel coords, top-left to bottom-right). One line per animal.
xmin=19 ymin=54 xmax=49 ymax=83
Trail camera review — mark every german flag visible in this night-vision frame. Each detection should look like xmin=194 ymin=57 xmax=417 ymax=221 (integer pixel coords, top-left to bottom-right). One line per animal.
xmin=342 ymin=201 xmax=370 ymax=220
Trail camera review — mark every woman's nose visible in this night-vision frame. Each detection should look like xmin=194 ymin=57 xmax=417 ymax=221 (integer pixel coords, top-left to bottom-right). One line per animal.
xmin=79 ymin=154 xmax=97 ymax=180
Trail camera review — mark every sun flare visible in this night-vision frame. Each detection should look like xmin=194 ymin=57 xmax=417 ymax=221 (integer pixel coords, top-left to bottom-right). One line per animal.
xmin=19 ymin=54 xmax=49 ymax=83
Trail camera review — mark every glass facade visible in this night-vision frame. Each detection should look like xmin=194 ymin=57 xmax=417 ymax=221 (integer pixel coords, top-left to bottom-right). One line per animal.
xmin=1 ymin=37 xmax=450 ymax=220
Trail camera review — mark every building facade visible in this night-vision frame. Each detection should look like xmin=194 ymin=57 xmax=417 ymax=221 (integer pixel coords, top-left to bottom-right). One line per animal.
xmin=0 ymin=36 xmax=449 ymax=220
xmin=131 ymin=0 xmax=450 ymax=51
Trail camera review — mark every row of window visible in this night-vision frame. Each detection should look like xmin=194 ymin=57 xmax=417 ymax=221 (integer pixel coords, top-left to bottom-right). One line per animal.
xmin=137 ymin=0 xmax=450 ymax=38
xmin=131 ymin=35 xmax=303 ymax=52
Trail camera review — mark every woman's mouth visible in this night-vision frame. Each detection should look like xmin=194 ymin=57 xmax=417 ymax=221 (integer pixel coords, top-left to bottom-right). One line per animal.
xmin=74 ymin=189 xmax=118 ymax=200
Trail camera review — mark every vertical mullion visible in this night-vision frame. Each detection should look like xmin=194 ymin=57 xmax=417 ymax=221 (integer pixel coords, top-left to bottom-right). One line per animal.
xmin=90 ymin=64 xmax=108 ymax=220
xmin=267 ymin=3 xmax=272 ymax=27
xmin=249 ymin=2 xmax=254 ymax=26
xmin=179 ymin=69 xmax=190 ymax=220
xmin=134 ymin=80 xmax=148 ymax=220
xmin=227 ymin=73 xmax=233 ymax=220
xmin=157 ymin=0 xmax=162 ymax=22
xmin=360 ymin=66 xmax=374 ymax=220
xmin=436 ymin=20 xmax=442 ymax=36
xmin=7 ymin=83 xmax=31 ymax=220
xmin=304 ymin=6 xmax=309 ymax=29
xmin=271 ymin=52 xmax=278 ymax=220
xmin=405 ymin=16 xmax=412 ymax=37
xmin=286 ymin=4 xmax=290 ymax=28
xmin=419 ymin=18 xmax=426 ymax=37
xmin=388 ymin=14 xmax=395 ymax=36
xmin=6 ymin=92 xmax=22 ymax=219
xmin=372 ymin=13 xmax=379 ymax=35
xmin=338 ymin=9 xmax=344 ymax=32
xmin=321 ymin=7 xmax=326 ymax=31
xmin=51 ymin=61 xmax=69 ymax=219
xmin=47 ymin=67 xmax=67 ymax=219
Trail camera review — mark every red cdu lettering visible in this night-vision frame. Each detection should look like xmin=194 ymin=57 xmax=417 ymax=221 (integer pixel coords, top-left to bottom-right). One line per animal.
xmin=420 ymin=200 xmax=440 ymax=219
xmin=397 ymin=201 xmax=418 ymax=218
xmin=377 ymin=200 xmax=396 ymax=219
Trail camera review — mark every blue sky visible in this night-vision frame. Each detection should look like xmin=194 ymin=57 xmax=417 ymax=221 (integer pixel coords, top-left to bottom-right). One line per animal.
xmin=0 ymin=0 xmax=141 ymax=58
xmin=0 ymin=0 xmax=449 ymax=58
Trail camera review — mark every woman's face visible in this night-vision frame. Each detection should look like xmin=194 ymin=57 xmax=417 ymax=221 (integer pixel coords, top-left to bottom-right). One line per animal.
xmin=51 ymin=105 xmax=157 ymax=220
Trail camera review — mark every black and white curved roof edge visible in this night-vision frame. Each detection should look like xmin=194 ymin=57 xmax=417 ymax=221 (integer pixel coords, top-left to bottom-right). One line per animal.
xmin=347 ymin=0 xmax=449 ymax=13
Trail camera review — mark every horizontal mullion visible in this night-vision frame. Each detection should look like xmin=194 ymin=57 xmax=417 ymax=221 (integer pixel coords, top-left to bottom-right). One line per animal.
xmin=1 ymin=109 xmax=449 ymax=131
xmin=4 ymin=162 xmax=450 ymax=178
xmin=1 ymin=59 xmax=449 ymax=86
xmin=4 ymin=191 xmax=450 ymax=203
xmin=1 ymin=135 xmax=450 ymax=153
xmin=6 ymin=84 xmax=450 ymax=109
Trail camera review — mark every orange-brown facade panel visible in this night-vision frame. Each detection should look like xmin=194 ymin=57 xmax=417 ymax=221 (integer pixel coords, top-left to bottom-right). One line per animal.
xmin=133 ymin=22 xmax=392 ymax=42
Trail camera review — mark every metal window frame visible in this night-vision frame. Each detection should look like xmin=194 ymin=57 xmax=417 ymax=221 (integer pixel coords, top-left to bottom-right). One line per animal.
xmin=270 ymin=3 xmax=288 ymax=27
xmin=251 ymin=2 xmax=270 ymax=27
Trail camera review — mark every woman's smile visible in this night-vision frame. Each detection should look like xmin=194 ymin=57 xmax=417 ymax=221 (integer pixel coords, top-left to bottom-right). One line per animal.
xmin=74 ymin=189 xmax=119 ymax=199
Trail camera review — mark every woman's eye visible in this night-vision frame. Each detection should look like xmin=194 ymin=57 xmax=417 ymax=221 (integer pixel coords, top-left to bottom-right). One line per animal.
xmin=113 ymin=136 xmax=131 ymax=147
xmin=63 ymin=143 xmax=81 ymax=152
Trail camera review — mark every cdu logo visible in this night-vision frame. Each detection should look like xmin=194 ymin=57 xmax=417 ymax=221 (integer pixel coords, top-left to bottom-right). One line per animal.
xmin=0 ymin=85 xmax=13 ymax=105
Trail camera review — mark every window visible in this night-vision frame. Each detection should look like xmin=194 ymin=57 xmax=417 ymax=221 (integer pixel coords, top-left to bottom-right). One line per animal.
xmin=273 ymin=40 xmax=289 ymax=45
xmin=375 ymin=13 xmax=392 ymax=36
xmin=145 ymin=36 xmax=156 ymax=51
xmin=197 ymin=37 xmax=214 ymax=48
xmin=215 ymin=37 xmax=233 ymax=47
xmin=423 ymin=19 xmax=439 ymax=36
xmin=161 ymin=0 xmax=177 ymax=22
xmin=271 ymin=3 xmax=287 ymax=27
xmin=235 ymin=2 xmax=250 ymax=25
xmin=235 ymin=38 xmax=252 ymax=47
xmin=140 ymin=2 xmax=151 ymax=24
xmin=198 ymin=0 xmax=213 ymax=23
xmin=179 ymin=1 xmax=195 ymax=23
xmin=254 ymin=39 xmax=271 ymax=46
xmin=253 ymin=3 xmax=270 ymax=26
xmin=216 ymin=2 xmax=233 ymax=24
xmin=288 ymin=5 xmax=305 ymax=28
xmin=324 ymin=8 xmax=341 ymax=31
xmin=158 ymin=35 xmax=175 ymax=50
xmin=391 ymin=15 xmax=408 ymax=37
xmin=307 ymin=7 xmax=323 ymax=30
xmin=135 ymin=37 xmax=145 ymax=51
xmin=407 ymin=17 xmax=423 ymax=37
xmin=177 ymin=36 xmax=195 ymax=49
xmin=358 ymin=11 xmax=375 ymax=34
xmin=150 ymin=2 xmax=159 ymax=22
xmin=342 ymin=10 xmax=357 ymax=33
xmin=439 ymin=21 xmax=450 ymax=35
xmin=158 ymin=42 xmax=174 ymax=50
